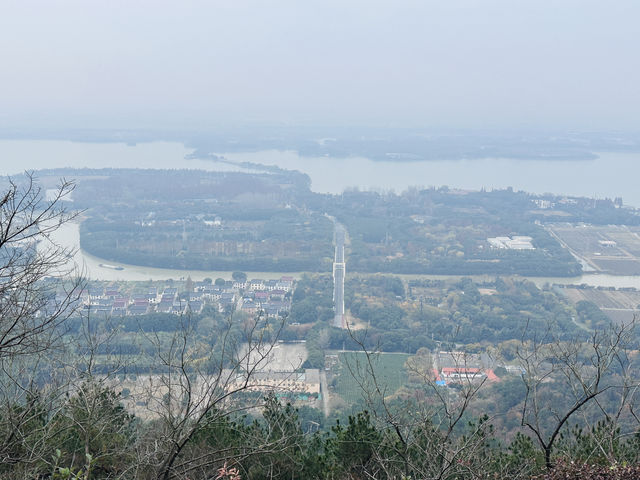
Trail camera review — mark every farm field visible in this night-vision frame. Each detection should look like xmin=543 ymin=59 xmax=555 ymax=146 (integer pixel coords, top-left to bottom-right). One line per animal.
xmin=590 ymin=258 xmax=640 ymax=275
xmin=562 ymin=287 xmax=640 ymax=309
xmin=560 ymin=286 xmax=640 ymax=324
xmin=547 ymin=224 xmax=640 ymax=275
xmin=331 ymin=351 xmax=409 ymax=405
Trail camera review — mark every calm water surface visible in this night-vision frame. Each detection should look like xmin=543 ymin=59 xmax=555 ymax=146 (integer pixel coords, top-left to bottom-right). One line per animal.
xmin=219 ymin=150 xmax=640 ymax=207
xmin=1 ymin=140 xmax=638 ymax=205
xmin=0 ymin=140 xmax=245 ymax=174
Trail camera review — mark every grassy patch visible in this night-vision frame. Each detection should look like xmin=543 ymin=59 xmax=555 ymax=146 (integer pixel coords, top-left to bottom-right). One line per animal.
xmin=333 ymin=351 xmax=409 ymax=405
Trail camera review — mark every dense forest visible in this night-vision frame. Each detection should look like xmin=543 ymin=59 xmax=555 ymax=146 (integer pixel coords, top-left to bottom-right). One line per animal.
xmin=286 ymin=274 xmax=592 ymax=356
xmin=35 ymin=167 xmax=640 ymax=277
xmin=5 ymin=385 xmax=640 ymax=479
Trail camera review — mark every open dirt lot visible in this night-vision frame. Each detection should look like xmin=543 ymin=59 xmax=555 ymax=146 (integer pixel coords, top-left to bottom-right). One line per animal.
xmin=239 ymin=342 xmax=308 ymax=372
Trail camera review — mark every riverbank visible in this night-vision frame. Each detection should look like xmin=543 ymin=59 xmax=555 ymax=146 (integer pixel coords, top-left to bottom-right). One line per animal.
xmin=49 ymin=222 xmax=305 ymax=282
xmin=50 ymin=222 xmax=640 ymax=289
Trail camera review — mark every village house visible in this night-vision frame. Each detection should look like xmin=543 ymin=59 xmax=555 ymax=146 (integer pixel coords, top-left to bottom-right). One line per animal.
xmin=79 ymin=278 xmax=293 ymax=319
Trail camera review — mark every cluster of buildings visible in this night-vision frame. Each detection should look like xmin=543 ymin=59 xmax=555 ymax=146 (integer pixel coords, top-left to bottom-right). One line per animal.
xmin=225 ymin=369 xmax=320 ymax=398
xmin=433 ymin=351 xmax=499 ymax=386
xmin=222 ymin=342 xmax=320 ymax=402
xmin=598 ymin=240 xmax=617 ymax=248
xmin=82 ymin=276 xmax=294 ymax=318
xmin=234 ymin=277 xmax=294 ymax=317
xmin=84 ymin=285 xmax=204 ymax=316
xmin=110 ymin=362 xmax=319 ymax=420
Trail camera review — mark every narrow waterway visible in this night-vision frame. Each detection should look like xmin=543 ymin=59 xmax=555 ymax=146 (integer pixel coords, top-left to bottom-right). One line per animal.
xmin=48 ymin=222 xmax=301 ymax=282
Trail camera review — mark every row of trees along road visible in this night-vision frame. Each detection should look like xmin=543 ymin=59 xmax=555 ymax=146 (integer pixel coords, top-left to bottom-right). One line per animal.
xmin=2 ymin=173 xmax=640 ymax=479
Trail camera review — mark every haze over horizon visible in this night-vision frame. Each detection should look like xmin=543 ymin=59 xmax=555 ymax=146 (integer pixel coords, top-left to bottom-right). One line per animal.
xmin=1 ymin=1 xmax=639 ymax=132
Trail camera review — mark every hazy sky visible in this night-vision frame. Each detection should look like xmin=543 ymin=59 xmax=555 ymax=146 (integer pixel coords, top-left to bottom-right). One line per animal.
xmin=1 ymin=1 xmax=639 ymax=131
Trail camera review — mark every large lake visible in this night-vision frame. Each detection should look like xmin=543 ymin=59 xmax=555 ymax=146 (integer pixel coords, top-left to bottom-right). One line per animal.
xmin=220 ymin=150 xmax=640 ymax=207
xmin=0 ymin=140 xmax=245 ymax=174
xmin=3 ymin=139 xmax=640 ymax=285
xmin=1 ymin=139 xmax=638 ymax=205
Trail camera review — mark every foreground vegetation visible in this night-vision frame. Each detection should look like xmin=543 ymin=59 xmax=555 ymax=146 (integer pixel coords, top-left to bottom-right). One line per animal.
xmin=4 ymin=355 xmax=640 ymax=480
xmin=4 ymin=174 xmax=640 ymax=479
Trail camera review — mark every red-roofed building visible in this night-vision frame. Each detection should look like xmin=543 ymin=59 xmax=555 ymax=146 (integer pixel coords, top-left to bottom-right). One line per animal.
xmin=485 ymin=369 xmax=499 ymax=382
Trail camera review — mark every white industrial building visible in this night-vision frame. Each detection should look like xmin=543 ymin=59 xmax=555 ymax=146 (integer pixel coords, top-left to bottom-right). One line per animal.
xmin=487 ymin=235 xmax=534 ymax=250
